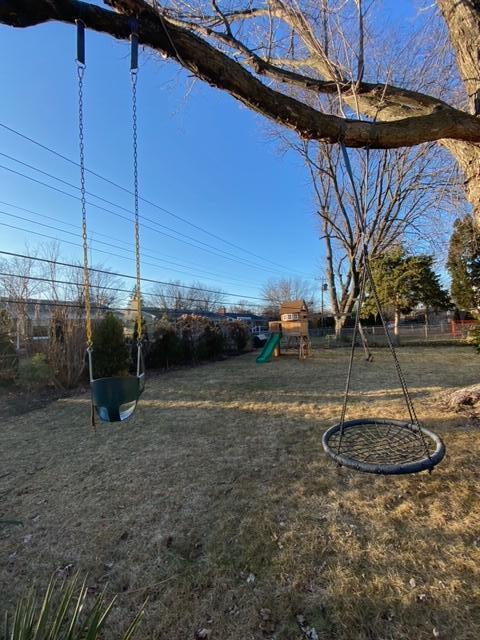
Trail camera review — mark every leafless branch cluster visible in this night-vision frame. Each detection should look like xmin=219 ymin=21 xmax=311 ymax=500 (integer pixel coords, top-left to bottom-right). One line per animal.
xmin=261 ymin=276 xmax=315 ymax=315
xmin=0 ymin=243 xmax=124 ymax=346
xmin=293 ymin=139 xmax=457 ymax=331
xmin=155 ymin=0 xmax=461 ymax=119
xmin=150 ymin=279 xmax=226 ymax=313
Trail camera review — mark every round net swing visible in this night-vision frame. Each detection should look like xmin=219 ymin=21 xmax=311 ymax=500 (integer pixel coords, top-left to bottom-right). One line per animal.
xmin=322 ymin=419 xmax=445 ymax=475
xmin=322 ymin=144 xmax=445 ymax=476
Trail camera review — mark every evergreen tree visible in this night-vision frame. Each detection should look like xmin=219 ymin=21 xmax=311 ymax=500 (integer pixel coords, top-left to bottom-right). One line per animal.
xmin=447 ymin=216 xmax=480 ymax=311
xmin=363 ymin=246 xmax=450 ymax=334
xmin=92 ymin=313 xmax=131 ymax=378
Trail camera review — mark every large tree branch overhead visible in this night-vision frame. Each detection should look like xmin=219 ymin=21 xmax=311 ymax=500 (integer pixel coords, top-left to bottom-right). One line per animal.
xmin=2 ymin=0 xmax=480 ymax=149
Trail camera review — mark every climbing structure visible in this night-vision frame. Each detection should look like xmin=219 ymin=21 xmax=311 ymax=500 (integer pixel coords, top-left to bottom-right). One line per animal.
xmin=257 ymin=299 xmax=311 ymax=362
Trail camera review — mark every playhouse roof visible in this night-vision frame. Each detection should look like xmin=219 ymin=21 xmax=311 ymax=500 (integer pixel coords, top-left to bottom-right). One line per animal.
xmin=280 ymin=299 xmax=308 ymax=314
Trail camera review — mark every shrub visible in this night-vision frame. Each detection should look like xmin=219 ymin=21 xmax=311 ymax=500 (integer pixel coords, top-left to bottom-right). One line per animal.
xmin=197 ymin=323 xmax=225 ymax=360
xmin=146 ymin=317 xmax=182 ymax=369
xmin=0 ymin=310 xmax=17 ymax=385
xmin=176 ymin=315 xmax=224 ymax=363
xmin=467 ymin=323 xmax=480 ymax=351
xmin=2 ymin=572 xmax=144 ymax=640
xmin=223 ymin=320 xmax=251 ymax=353
xmin=91 ymin=313 xmax=130 ymax=378
xmin=17 ymin=353 xmax=53 ymax=389
xmin=47 ymin=311 xmax=86 ymax=389
xmin=146 ymin=315 xmax=250 ymax=369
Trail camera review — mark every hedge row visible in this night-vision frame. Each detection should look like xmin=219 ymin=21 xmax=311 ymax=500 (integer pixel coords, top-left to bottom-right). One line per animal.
xmin=145 ymin=314 xmax=251 ymax=370
xmin=0 ymin=312 xmax=252 ymax=387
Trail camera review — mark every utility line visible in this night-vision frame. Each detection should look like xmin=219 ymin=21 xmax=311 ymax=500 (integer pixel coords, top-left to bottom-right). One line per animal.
xmin=0 ymin=199 xmax=225 ymax=272
xmin=0 ymin=219 xmax=264 ymax=296
xmin=1 ymin=296 xmax=264 ymax=314
xmin=0 ymin=271 xmax=266 ymax=310
xmin=0 ymin=161 xmax=293 ymax=278
xmin=1 ymin=150 xmax=263 ymax=270
xmin=0 ymin=219 xmax=249 ymax=289
xmin=0 ymin=250 xmax=266 ymax=301
xmin=0 ymin=208 xmax=264 ymax=289
xmin=2 ymin=297 xmax=135 ymax=315
xmin=0 ymin=121 xmax=310 ymax=275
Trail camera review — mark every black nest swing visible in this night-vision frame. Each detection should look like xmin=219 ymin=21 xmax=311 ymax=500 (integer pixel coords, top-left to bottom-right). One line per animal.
xmin=322 ymin=145 xmax=445 ymax=475
xmin=323 ymin=419 xmax=445 ymax=475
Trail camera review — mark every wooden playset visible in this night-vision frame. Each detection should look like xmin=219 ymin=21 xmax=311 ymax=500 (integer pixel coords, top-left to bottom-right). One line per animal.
xmin=269 ymin=299 xmax=311 ymax=360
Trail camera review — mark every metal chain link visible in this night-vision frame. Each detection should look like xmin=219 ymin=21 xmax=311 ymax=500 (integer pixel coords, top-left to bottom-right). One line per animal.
xmin=131 ymin=70 xmax=143 ymax=349
xmin=77 ymin=64 xmax=93 ymax=349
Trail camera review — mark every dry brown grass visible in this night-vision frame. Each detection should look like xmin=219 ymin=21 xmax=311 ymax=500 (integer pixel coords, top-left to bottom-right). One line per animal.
xmin=1 ymin=346 xmax=480 ymax=640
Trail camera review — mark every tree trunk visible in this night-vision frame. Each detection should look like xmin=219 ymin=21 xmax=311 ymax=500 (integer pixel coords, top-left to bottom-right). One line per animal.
xmin=394 ymin=309 xmax=401 ymax=337
xmin=444 ymin=140 xmax=480 ymax=222
xmin=437 ymin=1 xmax=480 ymax=113
xmin=437 ymin=1 xmax=480 ymax=224
xmin=334 ymin=315 xmax=345 ymax=338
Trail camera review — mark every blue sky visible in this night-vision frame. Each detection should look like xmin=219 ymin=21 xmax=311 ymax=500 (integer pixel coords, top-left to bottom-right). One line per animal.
xmin=0 ymin=1 xmax=419 ymax=308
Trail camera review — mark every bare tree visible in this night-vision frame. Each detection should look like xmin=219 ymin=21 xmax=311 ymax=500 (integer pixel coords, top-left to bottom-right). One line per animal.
xmin=299 ymin=141 xmax=455 ymax=334
xmin=151 ymin=280 xmax=192 ymax=313
xmin=188 ymin=281 xmax=226 ymax=313
xmin=229 ymin=300 xmax=257 ymax=315
xmin=65 ymin=262 xmax=125 ymax=309
xmin=0 ymin=250 xmax=42 ymax=349
xmin=151 ymin=280 xmax=226 ymax=313
xmin=262 ymin=277 xmax=314 ymax=315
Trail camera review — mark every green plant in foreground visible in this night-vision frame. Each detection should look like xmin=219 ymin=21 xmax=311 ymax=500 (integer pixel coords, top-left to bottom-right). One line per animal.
xmin=2 ymin=573 xmax=145 ymax=640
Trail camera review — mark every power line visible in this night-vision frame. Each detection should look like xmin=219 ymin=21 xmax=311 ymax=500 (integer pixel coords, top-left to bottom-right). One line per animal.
xmin=0 ymin=121 xmax=311 ymax=275
xmin=0 ymin=271 xmax=266 ymax=310
xmin=0 ymin=250 xmax=266 ymax=302
xmin=0 ymin=199 xmax=273 ymax=288
xmin=0 ymin=199 xmax=232 ymax=273
xmin=0 ymin=161 xmax=293 ymax=278
xmin=2 ymin=296 xmax=264 ymax=315
xmin=0 ymin=207 xmax=265 ymax=289
xmin=0 ymin=220 xmax=264 ymax=297
xmin=1 ymin=297 xmax=130 ymax=315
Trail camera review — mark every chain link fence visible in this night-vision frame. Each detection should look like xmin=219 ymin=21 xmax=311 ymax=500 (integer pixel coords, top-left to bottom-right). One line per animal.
xmin=313 ymin=322 xmax=475 ymax=347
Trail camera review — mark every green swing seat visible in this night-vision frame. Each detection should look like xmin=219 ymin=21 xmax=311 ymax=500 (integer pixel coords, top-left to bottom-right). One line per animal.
xmin=77 ymin=22 xmax=146 ymax=427
xmin=91 ymin=374 xmax=145 ymax=423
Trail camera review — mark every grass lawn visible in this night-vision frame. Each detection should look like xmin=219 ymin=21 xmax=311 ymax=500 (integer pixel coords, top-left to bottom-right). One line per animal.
xmin=1 ymin=346 xmax=479 ymax=639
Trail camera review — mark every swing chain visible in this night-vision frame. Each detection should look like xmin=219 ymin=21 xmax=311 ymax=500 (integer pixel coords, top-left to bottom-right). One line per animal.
xmin=77 ymin=53 xmax=93 ymax=350
xmin=131 ymin=44 xmax=143 ymax=348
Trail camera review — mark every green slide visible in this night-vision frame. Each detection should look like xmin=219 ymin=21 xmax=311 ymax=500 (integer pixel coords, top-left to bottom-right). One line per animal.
xmin=256 ymin=333 xmax=281 ymax=364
